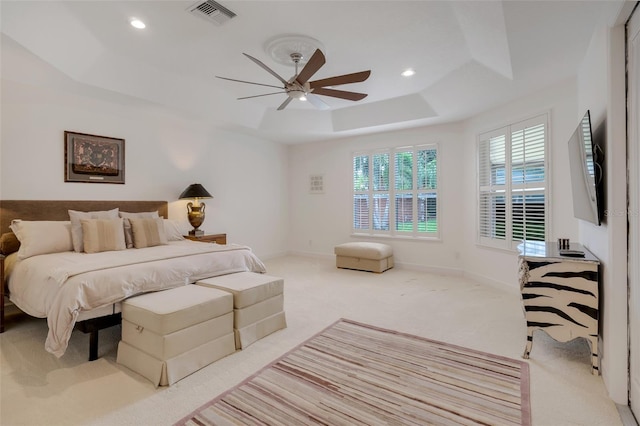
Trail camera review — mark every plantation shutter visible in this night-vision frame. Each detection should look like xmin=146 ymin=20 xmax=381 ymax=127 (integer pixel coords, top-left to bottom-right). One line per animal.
xmin=478 ymin=129 xmax=508 ymax=248
xmin=511 ymin=118 xmax=546 ymax=243
xmin=417 ymin=147 xmax=438 ymax=235
xmin=353 ymin=145 xmax=438 ymax=238
xmin=477 ymin=114 xmax=548 ymax=249
xmin=394 ymin=150 xmax=413 ymax=233
xmin=372 ymin=153 xmax=390 ymax=231
xmin=353 ymin=155 xmax=369 ymax=230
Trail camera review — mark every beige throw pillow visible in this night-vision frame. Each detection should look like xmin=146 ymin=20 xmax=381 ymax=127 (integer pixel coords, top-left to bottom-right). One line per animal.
xmin=9 ymin=220 xmax=73 ymax=259
xmin=80 ymin=218 xmax=126 ymax=254
xmin=119 ymin=211 xmax=160 ymax=248
xmin=69 ymin=208 xmax=119 ymax=252
xmin=129 ymin=218 xmax=168 ymax=248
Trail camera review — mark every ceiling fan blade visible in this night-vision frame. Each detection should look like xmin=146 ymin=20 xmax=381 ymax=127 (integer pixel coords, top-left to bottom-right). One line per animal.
xmin=216 ymin=76 xmax=283 ymax=90
xmin=237 ymin=92 xmax=285 ymax=100
xmin=277 ymin=97 xmax=293 ymax=111
xmin=309 ymin=70 xmax=371 ymax=89
xmin=312 ymin=87 xmax=368 ymax=101
xmin=295 ymin=49 xmax=326 ymax=85
xmin=243 ymin=53 xmax=289 ymax=85
xmin=305 ymin=94 xmax=330 ymax=110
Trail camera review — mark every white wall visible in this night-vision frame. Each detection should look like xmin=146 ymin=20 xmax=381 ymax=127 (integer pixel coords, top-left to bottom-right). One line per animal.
xmin=288 ymin=123 xmax=466 ymax=274
xmin=0 ymin=42 xmax=289 ymax=260
xmin=575 ymin=18 xmax=629 ymax=404
xmin=289 ymin=77 xmax=582 ymax=285
xmin=461 ymin=79 xmax=581 ymax=287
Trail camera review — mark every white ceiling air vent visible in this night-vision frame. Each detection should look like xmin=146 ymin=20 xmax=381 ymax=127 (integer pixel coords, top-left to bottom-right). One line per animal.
xmin=187 ymin=0 xmax=236 ymax=26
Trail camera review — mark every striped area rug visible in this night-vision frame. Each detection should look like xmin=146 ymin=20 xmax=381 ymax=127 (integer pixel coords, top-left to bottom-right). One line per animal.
xmin=176 ymin=319 xmax=531 ymax=425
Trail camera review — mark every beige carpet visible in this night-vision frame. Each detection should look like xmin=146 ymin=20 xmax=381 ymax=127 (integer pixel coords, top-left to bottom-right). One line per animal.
xmin=0 ymin=255 xmax=622 ymax=425
xmin=177 ymin=318 xmax=531 ymax=425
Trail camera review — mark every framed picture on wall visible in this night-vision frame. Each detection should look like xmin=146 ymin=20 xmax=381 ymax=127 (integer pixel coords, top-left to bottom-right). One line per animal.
xmin=64 ymin=131 xmax=125 ymax=184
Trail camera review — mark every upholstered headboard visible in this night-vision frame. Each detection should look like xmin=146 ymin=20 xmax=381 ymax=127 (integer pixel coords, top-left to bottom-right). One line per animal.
xmin=0 ymin=200 xmax=169 ymax=233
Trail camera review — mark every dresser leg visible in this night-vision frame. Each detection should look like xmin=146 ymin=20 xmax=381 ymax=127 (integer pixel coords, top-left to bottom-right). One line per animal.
xmin=523 ymin=328 xmax=534 ymax=359
xmin=587 ymin=334 xmax=599 ymax=375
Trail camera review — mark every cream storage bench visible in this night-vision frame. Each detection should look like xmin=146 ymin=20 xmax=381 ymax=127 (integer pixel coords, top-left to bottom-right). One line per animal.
xmin=116 ymin=285 xmax=235 ymax=386
xmin=196 ymin=272 xmax=286 ymax=350
xmin=335 ymin=242 xmax=394 ymax=273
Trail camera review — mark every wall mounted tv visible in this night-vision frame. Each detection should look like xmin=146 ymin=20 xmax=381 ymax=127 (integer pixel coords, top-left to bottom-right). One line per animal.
xmin=567 ymin=110 xmax=604 ymax=225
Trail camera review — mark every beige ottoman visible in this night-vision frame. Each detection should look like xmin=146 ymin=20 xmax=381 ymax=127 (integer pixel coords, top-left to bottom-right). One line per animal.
xmin=116 ymin=285 xmax=235 ymax=386
xmin=196 ymin=272 xmax=286 ymax=350
xmin=335 ymin=242 xmax=394 ymax=273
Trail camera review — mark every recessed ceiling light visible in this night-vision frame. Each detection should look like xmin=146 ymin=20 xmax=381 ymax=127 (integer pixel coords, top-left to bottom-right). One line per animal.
xmin=130 ymin=18 xmax=146 ymax=29
xmin=401 ymin=69 xmax=415 ymax=77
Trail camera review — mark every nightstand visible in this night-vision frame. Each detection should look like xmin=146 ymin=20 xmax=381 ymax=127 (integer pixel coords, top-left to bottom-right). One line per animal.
xmin=184 ymin=233 xmax=227 ymax=245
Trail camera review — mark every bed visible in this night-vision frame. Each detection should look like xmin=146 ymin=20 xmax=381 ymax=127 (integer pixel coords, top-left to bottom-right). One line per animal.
xmin=0 ymin=200 xmax=266 ymax=360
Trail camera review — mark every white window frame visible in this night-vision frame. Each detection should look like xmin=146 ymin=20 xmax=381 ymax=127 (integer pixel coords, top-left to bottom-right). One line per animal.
xmin=477 ymin=113 xmax=550 ymax=250
xmin=352 ymin=144 xmax=440 ymax=240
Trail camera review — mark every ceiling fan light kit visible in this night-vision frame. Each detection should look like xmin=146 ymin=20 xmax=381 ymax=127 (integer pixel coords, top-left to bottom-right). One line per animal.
xmin=217 ymin=36 xmax=371 ymax=111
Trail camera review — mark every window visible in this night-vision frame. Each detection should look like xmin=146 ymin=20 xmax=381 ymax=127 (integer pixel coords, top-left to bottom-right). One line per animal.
xmin=477 ymin=114 xmax=548 ymax=250
xmin=353 ymin=145 xmax=438 ymax=238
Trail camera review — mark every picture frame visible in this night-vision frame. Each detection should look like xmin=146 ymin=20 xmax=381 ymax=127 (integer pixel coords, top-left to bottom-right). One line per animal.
xmin=64 ymin=131 xmax=125 ymax=184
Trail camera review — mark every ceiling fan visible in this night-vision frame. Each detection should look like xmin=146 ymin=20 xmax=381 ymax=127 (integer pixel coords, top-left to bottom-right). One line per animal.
xmin=216 ymin=49 xmax=371 ymax=111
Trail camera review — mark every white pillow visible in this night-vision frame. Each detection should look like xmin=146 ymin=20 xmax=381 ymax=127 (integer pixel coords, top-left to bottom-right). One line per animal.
xmin=69 ymin=208 xmax=119 ymax=252
xmin=119 ymin=211 xmax=160 ymax=248
xmin=9 ymin=220 xmax=73 ymax=259
xmin=129 ymin=218 xmax=168 ymax=248
xmin=163 ymin=219 xmax=185 ymax=241
xmin=80 ymin=218 xmax=126 ymax=254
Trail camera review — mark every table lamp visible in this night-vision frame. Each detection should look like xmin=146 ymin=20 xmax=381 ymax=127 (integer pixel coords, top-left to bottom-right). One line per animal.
xmin=179 ymin=183 xmax=213 ymax=236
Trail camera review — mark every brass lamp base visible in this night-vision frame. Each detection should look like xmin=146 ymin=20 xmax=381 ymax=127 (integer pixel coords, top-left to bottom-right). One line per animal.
xmin=186 ymin=202 xmax=206 ymax=238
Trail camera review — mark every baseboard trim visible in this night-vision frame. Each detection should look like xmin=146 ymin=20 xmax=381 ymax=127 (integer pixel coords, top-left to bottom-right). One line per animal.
xmin=286 ymin=250 xmax=333 ymax=260
xmin=462 ymin=270 xmax=516 ymax=292
xmin=616 ymin=404 xmax=639 ymax=426
xmin=256 ymin=250 xmax=292 ymax=261
xmin=286 ymin=251 xmax=464 ymax=276
xmin=393 ymin=260 xmax=463 ymax=276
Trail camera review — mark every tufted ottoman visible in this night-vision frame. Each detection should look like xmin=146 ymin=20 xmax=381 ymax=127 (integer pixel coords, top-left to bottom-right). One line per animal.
xmin=334 ymin=242 xmax=394 ymax=273
xmin=196 ymin=272 xmax=287 ymax=350
xmin=116 ymin=285 xmax=235 ymax=386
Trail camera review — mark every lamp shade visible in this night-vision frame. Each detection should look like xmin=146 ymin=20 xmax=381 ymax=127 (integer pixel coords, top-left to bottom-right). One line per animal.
xmin=179 ymin=183 xmax=213 ymax=200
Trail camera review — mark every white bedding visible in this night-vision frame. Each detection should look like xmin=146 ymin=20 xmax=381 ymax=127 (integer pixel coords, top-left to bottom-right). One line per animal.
xmin=7 ymin=240 xmax=266 ymax=357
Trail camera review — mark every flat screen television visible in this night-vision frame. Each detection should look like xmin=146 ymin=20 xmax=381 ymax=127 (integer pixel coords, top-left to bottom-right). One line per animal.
xmin=567 ymin=110 xmax=603 ymax=225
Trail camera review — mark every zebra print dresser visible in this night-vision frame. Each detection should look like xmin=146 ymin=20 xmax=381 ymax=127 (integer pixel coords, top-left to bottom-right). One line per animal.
xmin=518 ymin=241 xmax=600 ymax=375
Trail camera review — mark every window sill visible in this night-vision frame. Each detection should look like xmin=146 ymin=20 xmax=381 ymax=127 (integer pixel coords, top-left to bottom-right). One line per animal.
xmin=351 ymin=233 xmax=442 ymax=243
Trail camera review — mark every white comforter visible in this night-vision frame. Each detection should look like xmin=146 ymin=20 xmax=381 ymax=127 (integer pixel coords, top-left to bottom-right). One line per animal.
xmin=7 ymin=241 xmax=266 ymax=357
